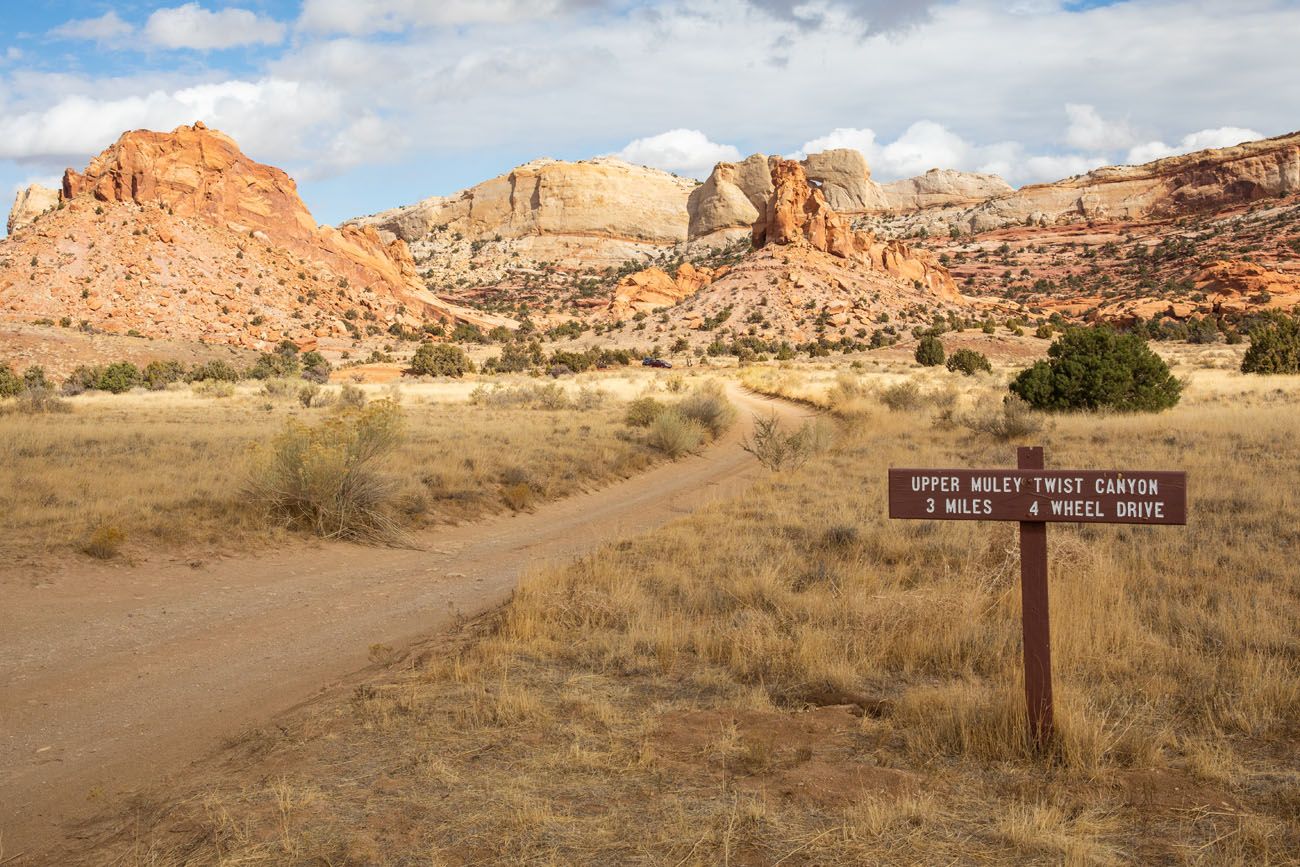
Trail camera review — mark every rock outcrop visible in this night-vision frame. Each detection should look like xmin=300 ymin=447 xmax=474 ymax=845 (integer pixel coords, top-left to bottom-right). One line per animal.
xmin=600 ymin=262 xmax=722 ymax=318
xmin=686 ymin=154 xmax=774 ymax=243
xmin=755 ymin=159 xmax=958 ymax=301
xmin=884 ymin=130 xmax=1300 ymax=235
xmin=8 ymin=183 xmax=60 ymax=234
xmin=879 ymin=169 xmax=1014 ymax=212
xmin=349 ymin=157 xmax=697 ymax=277
xmin=1196 ymin=260 xmax=1300 ymax=314
xmin=0 ymin=122 xmax=509 ymax=350
xmin=800 ymin=149 xmax=890 ymax=213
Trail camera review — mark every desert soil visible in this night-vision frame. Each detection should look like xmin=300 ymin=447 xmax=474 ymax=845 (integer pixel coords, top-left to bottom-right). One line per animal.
xmin=0 ymin=383 xmax=807 ymax=854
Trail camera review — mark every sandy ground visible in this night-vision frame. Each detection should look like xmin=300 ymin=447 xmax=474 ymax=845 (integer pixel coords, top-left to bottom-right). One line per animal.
xmin=0 ymin=383 xmax=807 ymax=855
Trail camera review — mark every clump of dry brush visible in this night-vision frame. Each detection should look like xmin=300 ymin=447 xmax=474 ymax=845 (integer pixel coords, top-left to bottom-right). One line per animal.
xmin=252 ymin=399 xmax=408 ymax=544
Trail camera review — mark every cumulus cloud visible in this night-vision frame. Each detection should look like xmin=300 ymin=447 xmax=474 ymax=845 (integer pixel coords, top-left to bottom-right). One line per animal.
xmin=0 ymin=79 xmax=341 ymax=166
xmin=50 ymin=11 xmax=134 ymax=42
xmin=1126 ymin=126 xmax=1265 ymax=165
xmin=6 ymin=0 xmax=1299 ymax=224
xmin=1063 ymin=103 xmax=1135 ymax=151
xmin=297 ymin=0 xmax=595 ymax=35
xmin=612 ymin=129 xmax=741 ymax=177
xmin=794 ymin=127 xmax=878 ymax=160
xmin=144 ymin=4 xmax=286 ymax=50
xmin=795 ymin=117 xmax=1111 ymax=186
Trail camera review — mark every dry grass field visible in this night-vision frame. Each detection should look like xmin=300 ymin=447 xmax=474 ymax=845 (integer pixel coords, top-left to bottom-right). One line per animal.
xmin=64 ymin=357 xmax=1300 ymax=865
xmin=0 ymin=374 xmax=699 ymax=573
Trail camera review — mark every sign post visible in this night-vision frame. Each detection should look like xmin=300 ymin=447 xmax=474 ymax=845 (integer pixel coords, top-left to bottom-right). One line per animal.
xmin=888 ymin=447 xmax=1186 ymax=751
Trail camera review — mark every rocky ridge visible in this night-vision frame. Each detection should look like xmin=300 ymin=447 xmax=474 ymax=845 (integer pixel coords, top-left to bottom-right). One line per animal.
xmin=0 ymin=123 xmax=508 ymax=349
xmin=603 ymin=157 xmax=964 ymax=343
xmin=873 ymin=130 xmax=1300 ymax=237
xmin=347 ymin=157 xmax=698 ymax=284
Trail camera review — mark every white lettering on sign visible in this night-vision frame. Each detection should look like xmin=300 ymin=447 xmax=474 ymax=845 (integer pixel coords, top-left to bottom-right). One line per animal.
xmin=1115 ymin=501 xmax=1165 ymax=519
xmin=1048 ymin=499 xmax=1105 ymax=518
xmin=1032 ymin=476 xmax=1086 ymax=495
xmin=971 ymin=476 xmax=1023 ymax=494
xmin=945 ymin=498 xmax=993 ymax=515
xmin=1095 ymin=477 xmax=1160 ymax=496
xmin=912 ymin=476 xmax=960 ymax=493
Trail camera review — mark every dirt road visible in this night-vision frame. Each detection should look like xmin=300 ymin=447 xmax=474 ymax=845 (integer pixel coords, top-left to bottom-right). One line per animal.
xmin=0 ymin=385 xmax=806 ymax=854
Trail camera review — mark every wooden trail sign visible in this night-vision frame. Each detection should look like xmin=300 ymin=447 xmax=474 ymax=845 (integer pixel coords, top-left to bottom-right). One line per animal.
xmin=888 ymin=447 xmax=1187 ymax=749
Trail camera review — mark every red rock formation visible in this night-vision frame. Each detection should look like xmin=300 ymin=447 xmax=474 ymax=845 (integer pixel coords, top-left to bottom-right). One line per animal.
xmin=602 ymin=261 xmax=723 ymax=318
xmin=1197 ymin=260 xmax=1300 ymax=314
xmin=0 ymin=122 xmax=511 ymax=351
xmin=754 ymin=159 xmax=959 ymax=301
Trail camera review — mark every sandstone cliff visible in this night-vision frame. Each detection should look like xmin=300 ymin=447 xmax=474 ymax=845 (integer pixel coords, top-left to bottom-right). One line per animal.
xmin=801 ymin=149 xmax=890 ymax=213
xmin=879 ymin=169 xmax=1014 ymax=212
xmin=349 ymin=157 xmax=698 ymax=281
xmin=879 ymin=130 xmax=1300 ymax=236
xmin=8 ymin=184 xmax=60 ymax=234
xmin=0 ymin=123 xmax=508 ymax=349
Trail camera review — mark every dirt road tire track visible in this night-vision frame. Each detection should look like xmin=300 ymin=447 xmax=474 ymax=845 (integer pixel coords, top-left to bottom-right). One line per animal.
xmin=0 ymin=384 xmax=808 ymax=855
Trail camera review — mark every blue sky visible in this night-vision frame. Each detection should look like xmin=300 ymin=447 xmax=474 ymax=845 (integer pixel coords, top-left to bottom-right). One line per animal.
xmin=2 ymin=0 xmax=1297 ymax=229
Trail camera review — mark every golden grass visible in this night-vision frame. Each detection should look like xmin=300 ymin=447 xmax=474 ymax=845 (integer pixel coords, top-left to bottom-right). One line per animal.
xmin=51 ymin=364 xmax=1300 ymax=864
xmin=0 ymin=381 xmax=659 ymax=569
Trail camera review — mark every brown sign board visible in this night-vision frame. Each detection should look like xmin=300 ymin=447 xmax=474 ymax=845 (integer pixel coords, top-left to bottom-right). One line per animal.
xmin=888 ymin=469 xmax=1187 ymax=526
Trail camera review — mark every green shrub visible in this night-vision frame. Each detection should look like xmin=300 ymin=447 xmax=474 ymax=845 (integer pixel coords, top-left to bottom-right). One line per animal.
xmin=253 ymin=400 xmax=406 ymax=542
xmin=301 ymin=350 xmax=332 ymax=383
xmin=188 ymin=360 xmax=241 ymax=383
xmin=96 ymin=361 xmax=142 ymax=394
xmin=22 ymin=365 xmax=49 ymax=390
xmin=914 ymin=335 xmax=945 ymax=367
xmin=625 ymin=396 xmax=665 ymax=427
xmin=645 ymin=410 xmax=705 ymax=458
xmin=249 ymin=342 xmax=301 ymax=379
xmin=144 ymin=360 xmax=186 ymax=390
xmin=946 ymin=348 xmax=992 ymax=376
xmin=409 ymin=342 xmax=472 ymax=377
xmin=1010 ymin=326 xmax=1181 ymax=412
xmin=676 ymin=382 xmax=736 ymax=438
xmin=0 ymin=364 xmax=21 ymax=397
xmin=1240 ymin=312 xmax=1300 ymax=374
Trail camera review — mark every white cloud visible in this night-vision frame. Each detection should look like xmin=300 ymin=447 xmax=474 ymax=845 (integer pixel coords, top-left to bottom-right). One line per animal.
xmin=49 ymin=11 xmax=134 ymax=42
xmin=793 ymin=127 xmax=878 ymax=160
xmin=144 ymin=4 xmax=286 ymax=50
xmin=795 ymin=117 xmax=1111 ymax=187
xmin=297 ymin=0 xmax=586 ymax=35
xmin=876 ymin=120 xmax=971 ymax=177
xmin=0 ymin=79 xmax=342 ymax=167
xmin=1063 ymin=103 xmax=1135 ymax=151
xmin=1126 ymin=126 xmax=1264 ymax=165
xmin=612 ymin=129 xmax=741 ymax=177
xmin=5 ymin=0 xmax=1299 ymax=225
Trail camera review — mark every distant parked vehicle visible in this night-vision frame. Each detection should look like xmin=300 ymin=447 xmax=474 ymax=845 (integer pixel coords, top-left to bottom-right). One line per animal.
xmin=641 ymin=357 xmax=673 ymax=369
